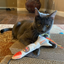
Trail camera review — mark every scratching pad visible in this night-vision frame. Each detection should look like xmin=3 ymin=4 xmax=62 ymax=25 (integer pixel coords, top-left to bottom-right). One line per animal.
xmin=9 ymin=34 xmax=64 ymax=62
xmin=1 ymin=34 xmax=64 ymax=64
xmin=1 ymin=55 xmax=64 ymax=64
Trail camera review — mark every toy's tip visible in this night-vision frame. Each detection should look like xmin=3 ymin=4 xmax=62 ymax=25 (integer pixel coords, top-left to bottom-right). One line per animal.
xmin=12 ymin=51 xmax=22 ymax=59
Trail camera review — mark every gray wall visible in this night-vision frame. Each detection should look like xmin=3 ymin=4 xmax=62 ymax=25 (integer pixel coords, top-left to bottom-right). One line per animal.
xmin=0 ymin=0 xmax=6 ymax=7
xmin=0 ymin=0 xmax=17 ymax=8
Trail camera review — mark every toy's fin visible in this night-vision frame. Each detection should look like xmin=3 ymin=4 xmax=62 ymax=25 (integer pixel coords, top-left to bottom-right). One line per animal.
xmin=42 ymin=40 xmax=52 ymax=46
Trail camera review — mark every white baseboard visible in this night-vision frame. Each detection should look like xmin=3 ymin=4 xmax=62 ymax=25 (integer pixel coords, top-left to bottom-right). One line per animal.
xmin=46 ymin=9 xmax=64 ymax=17
xmin=18 ymin=8 xmax=64 ymax=17
xmin=56 ymin=11 xmax=64 ymax=17
xmin=17 ymin=8 xmax=27 ymax=11
xmin=0 ymin=7 xmax=17 ymax=9
xmin=17 ymin=8 xmax=46 ymax=12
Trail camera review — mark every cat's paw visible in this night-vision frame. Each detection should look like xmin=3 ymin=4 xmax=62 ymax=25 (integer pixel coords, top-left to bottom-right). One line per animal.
xmin=49 ymin=41 xmax=57 ymax=48
xmin=52 ymin=43 xmax=57 ymax=48
xmin=42 ymin=41 xmax=57 ymax=48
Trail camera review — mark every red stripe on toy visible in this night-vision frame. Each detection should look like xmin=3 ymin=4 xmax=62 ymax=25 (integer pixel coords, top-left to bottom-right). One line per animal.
xmin=40 ymin=40 xmax=46 ymax=44
xmin=13 ymin=51 xmax=22 ymax=57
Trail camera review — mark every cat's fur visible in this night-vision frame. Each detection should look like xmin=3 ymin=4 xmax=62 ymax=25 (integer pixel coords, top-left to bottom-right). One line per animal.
xmin=0 ymin=8 xmax=57 ymax=55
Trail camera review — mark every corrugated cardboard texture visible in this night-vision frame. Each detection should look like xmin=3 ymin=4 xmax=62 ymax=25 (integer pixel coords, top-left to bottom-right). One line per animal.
xmin=9 ymin=34 xmax=64 ymax=61
xmin=1 ymin=55 xmax=64 ymax=64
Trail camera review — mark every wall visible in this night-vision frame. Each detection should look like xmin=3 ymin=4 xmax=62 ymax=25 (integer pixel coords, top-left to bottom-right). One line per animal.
xmin=0 ymin=0 xmax=17 ymax=8
xmin=0 ymin=0 xmax=6 ymax=7
xmin=0 ymin=0 xmax=64 ymax=12
xmin=47 ymin=0 xmax=64 ymax=11
xmin=17 ymin=0 xmax=26 ymax=8
xmin=17 ymin=0 xmax=44 ymax=8
xmin=6 ymin=0 xmax=17 ymax=7
xmin=54 ymin=0 xmax=64 ymax=11
xmin=17 ymin=0 xmax=64 ymax=12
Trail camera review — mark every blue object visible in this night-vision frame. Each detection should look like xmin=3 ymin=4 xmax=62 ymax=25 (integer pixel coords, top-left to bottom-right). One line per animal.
xmin=59 ymin=32 xmax=64 ymax=34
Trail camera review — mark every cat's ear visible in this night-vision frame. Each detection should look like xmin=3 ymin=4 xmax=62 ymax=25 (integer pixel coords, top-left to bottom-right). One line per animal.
xmin=50 ymin=10 xmax=57 ymax=19
xmin=35 ymin=7 xmax=40 ymax=16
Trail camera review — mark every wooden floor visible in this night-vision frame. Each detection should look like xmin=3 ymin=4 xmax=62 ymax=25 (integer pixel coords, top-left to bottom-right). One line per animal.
xmin=0 ymin=10 xmax=64 ymax=24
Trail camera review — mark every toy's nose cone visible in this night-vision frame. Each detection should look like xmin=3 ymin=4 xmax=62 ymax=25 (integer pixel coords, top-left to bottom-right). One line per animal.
xmin=12 ymin=51 xmax=22 ymax=59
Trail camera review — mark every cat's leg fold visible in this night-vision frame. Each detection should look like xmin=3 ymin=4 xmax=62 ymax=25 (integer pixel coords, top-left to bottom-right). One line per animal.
xmin=19 ymin=34 xmax=31 ymax=46
xmin=33 ymin=48 xmax=40 ymax=56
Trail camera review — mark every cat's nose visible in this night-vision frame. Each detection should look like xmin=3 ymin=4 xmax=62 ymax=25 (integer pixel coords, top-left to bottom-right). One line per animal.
xmin=41 ymin=31 xmax=44 ymax=33
xmin=42 ymin=28 xmax=45 ymax=32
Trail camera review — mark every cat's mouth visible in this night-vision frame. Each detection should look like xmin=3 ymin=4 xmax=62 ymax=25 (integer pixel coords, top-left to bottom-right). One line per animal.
xmin=39 ymin=31 xmax=45 ymax=34
xmin=37 ymin=29 xmax=46 ymax=34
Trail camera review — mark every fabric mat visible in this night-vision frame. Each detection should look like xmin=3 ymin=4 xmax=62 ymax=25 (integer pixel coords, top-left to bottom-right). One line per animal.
xmin=0 ymin=24 xmax=64 ymax=62
xmin=1 ymin=55 xmax=64 ymax=64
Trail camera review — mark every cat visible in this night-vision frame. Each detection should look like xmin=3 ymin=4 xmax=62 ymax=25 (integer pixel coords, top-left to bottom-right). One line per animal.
xmin=0 ymin=8 xmax=57 ymax=56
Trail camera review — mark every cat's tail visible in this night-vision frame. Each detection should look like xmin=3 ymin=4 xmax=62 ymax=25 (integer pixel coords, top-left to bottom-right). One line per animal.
xmin=0 ymin=28 xmax=12 ymax=33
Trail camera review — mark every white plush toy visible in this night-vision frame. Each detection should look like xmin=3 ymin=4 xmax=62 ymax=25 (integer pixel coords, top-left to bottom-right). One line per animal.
xmin=12 ymin=36 xmax=52 ymax=59
xmin=7 ymin=35 xmax=63 ymax=64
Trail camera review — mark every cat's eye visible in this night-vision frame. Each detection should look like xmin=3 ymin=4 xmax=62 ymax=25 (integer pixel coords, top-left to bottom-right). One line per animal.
xmin=38 ymin=24 xmax=41 ymax=26
xmin=46 ymin=25 xmax=49 ymax=27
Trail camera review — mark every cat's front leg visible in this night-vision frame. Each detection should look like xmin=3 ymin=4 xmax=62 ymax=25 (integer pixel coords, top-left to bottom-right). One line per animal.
xmin=45 ymin=32 xmax=57 ymax=48
xmin=42 ymin=41 xmax=57 ymax=48
xmin=19 ymin=35 xmax=31 ymax=46
xmin=49 ymin=41 xmax=57 ymax=48
xmin=42 ymin=33 xmax=57 ymax=48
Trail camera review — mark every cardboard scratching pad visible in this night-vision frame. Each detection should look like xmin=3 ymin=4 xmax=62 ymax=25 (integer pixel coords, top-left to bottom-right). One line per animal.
xmin=1 ymin=55 xmax=64 ymax=64
xmin=9 ymin=34 xmax=64 ymax=61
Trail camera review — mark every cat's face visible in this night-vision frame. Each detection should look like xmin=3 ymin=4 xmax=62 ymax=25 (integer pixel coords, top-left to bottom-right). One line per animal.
xmin=35 ymin=8 xmax=57 ymax=34
xmin=35 ymin=16 xmax=53 ymax=33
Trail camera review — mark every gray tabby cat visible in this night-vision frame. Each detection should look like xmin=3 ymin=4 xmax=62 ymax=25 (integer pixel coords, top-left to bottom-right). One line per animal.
xmin=0 ymin=8 xmax=57 ymax=55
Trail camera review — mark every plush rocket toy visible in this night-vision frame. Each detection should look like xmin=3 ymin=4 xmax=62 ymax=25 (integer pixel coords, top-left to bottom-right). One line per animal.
xmin=7 ymin=35 xmax=64 ymax=64
xmin=12 ymin=36 xmax=52 ymax=60
xmin=12 ymin=34 xmax=63 ymax=60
